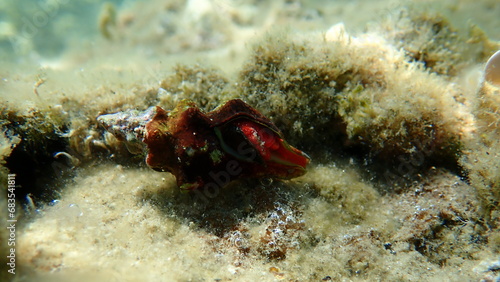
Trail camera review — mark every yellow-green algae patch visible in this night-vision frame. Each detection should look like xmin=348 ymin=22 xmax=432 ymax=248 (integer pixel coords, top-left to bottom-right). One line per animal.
xmin=239 ymin=29 xmax=474 ymax=163
xmin=17 ymin=165 xmax=217 ymax=281
xmin=14 ymin=164 xmax=493 ymax=281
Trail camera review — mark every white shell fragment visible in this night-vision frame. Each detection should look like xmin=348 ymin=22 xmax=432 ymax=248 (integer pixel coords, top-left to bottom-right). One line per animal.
xmin=484 ymin=50 xmax=500 ymax=86
xmin=325 ymin=22 xmax=349 ymax=43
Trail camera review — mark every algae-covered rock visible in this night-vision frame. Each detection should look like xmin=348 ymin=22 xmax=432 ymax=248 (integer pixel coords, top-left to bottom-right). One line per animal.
xmin=240 ymin=28 xmax=474 ymax=172
xmin=158 ymin=64 xmax=230 ymax=111
xmin=376 ymin=8 xmax=468 ymax=76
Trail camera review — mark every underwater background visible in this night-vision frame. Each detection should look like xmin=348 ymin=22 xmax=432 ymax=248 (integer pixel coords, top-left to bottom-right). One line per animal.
xmin=1 ymin=0 xmax=499 ymax=281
